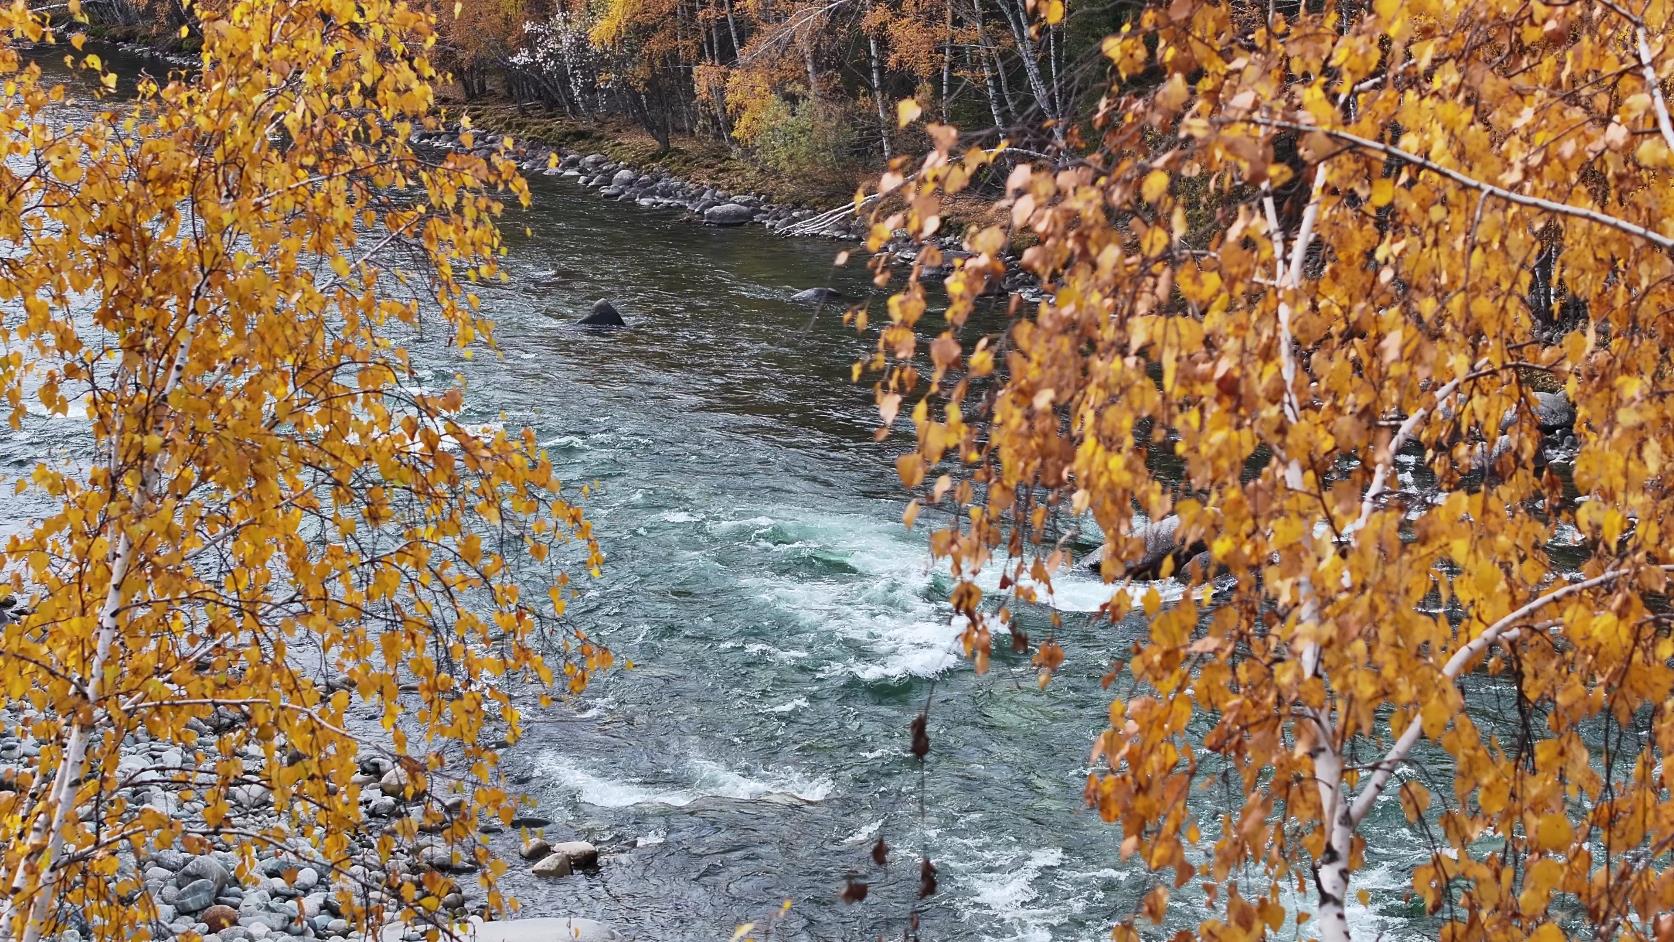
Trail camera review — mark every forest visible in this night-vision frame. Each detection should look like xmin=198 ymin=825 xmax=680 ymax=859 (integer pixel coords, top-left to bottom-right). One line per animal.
xmin=83 ymin=0 xmax=1113 ymax=175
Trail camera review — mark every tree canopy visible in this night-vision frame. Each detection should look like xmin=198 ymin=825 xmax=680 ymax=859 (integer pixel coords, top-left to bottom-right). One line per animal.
xmin=0 ymin=3 xmax=602 ymax=941
xmin=870 ymin=0 xmax=1674 ymax=938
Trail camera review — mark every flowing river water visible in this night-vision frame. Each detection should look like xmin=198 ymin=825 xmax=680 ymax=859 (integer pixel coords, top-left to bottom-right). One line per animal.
xmin=10 ymin=48 xmax=1454 ymax=942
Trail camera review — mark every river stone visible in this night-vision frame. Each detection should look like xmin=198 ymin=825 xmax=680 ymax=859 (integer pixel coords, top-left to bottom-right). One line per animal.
xmin=529 ymin=853 xmax=572 ymax=878
xmin=1533 ymin=390 xmax=1574 ymax=431
xmin=150 ymin=850 xmax=190 ymax=872
xmin=176 ymin=878 xmax=220 ymax=914
xmin=549 ymin=841 xmax=599 ymax=868
xmin=379 ymin=766 xmax=419 ymax=799
xmin=176 ymin=856 xmax=231 ymax=891
xmin=1079 ymin=513 xmax=1207 ymax=580
xmin=790 ymin=287 xmax=844 ymax=304
xmin=293 ymin=867 xmax=319 ymax=891
xmin=610 ymin=168 xmax=636 ymax=188
xmin=509 ymin=814 xmax=552 ymax=828
xmin=202 ymin=905 xmax=240 ymax=933
xmin=703 ymin=202 xmax=753 ymax=226
xmin=578 ymin=299 xmax=626 ymax=328
xmin=519 ymin=838 xmax=552 ymax=861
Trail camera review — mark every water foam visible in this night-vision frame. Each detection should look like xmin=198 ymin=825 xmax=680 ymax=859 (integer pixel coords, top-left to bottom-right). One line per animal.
xmin=964 ymin=846 xmax=1070 ymax=942
xmin=538 ymin=754 xmax=833 ymax=808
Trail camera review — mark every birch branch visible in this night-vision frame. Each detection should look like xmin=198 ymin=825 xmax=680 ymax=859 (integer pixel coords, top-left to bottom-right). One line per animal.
xmin=1346 ymin=564 xmax=1674 ymax=826
xmin=1251 ymin=119 xmax=1674 ymax=251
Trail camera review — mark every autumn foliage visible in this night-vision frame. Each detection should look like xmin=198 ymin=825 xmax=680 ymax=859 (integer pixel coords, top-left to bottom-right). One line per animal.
xmin=0 ymin=2 xmax=601 ymax=941
xmin=871 ymin=0 xmax=1674 ymax=938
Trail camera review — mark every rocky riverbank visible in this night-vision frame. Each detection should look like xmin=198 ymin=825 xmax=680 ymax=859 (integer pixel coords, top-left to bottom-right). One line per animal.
xmin=0 ymin=702 xmax=618 ymax=942
xmin=413 ymin=128 xmax=868 ymax=240
xmin=412 ymin=127 xmax=1051 ymax=303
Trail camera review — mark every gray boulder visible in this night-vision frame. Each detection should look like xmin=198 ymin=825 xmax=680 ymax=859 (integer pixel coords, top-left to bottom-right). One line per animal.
xmin=530 ymin=854 xmax=572 ymax=878
xmin=547 ymin=841 xmax=599 ymax=869
xmin=1080 ymin=514 xmax=1208 ymax=580
xmin=1532 ymin=390 xmax=1574 ymax=432
xmin=578 ymin=299 xmax=626 ymax=328
xmin=1500 ymin=389 xmax=1576 ymax=433
xmin=379 ymin=765 xmax=422 ymax=799
xmin=610 ymin=168 xmax=636 ymax=188
xmin=177 ymin=856 xmax=232 ymax=893
xmin=703 ymin=202 xmax=754 ymax=226
xmin=175 ymin=879 xmax=220 ymax=915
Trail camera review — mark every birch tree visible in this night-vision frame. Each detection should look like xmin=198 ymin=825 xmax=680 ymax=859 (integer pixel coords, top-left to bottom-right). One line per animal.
xmin=0 ymin=2 xmax=603 ymax=941
xmin=868 ymin=0 xmax=1674 ymax=937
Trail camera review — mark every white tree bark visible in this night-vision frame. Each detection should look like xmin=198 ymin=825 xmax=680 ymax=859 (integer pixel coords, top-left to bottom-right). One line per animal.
xmin=1 ymin=302 xmax=201 ymax=942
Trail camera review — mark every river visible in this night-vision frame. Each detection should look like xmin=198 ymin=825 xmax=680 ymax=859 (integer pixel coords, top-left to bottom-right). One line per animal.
xmin=11 ymin=47 xmax=1440 ymax=942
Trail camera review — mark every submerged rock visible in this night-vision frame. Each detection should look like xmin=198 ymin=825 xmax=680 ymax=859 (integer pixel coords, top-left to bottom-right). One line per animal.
xmin=578 ymin=300 xmax=626 ymax=328
xmin=789 ymin=287 xmax=845 ymax=304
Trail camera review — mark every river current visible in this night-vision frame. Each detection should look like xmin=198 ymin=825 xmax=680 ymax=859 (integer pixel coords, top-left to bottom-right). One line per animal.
xmin=8 ymin=48 xmax=1444 ymax=942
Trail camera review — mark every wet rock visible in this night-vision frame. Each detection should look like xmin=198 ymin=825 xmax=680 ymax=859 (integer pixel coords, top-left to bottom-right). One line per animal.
xmin=202 ymin=906 xmax=239 ymax=933
xmin=508 ymin=814 xmax=551 ymax=828
xmin=175 ymin=879 xmax=220 ymax=915
xmin=550 ymin=841 xmax=598 ymax=868
xmin=1080 ymin=514 xmax=1207 ymax=580
xmin=529 ymin=854 xmax=572 ymax=878
xmin=578 ymin=299 xmax=626 ymax=328
xmin=416 ymin=845 xmax=479 ymax=874
xmin=703 ymin=202 xmax=754 ymax=226
xmin=519 ymin=838 xmax=552 ymax=861
xmin=789 ymin=287 xmax=845 ymax=304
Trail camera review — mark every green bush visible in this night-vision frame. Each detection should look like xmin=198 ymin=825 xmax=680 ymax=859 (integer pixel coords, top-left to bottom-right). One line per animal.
xmin=752 ymin=96 xmax=856 ymax=175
